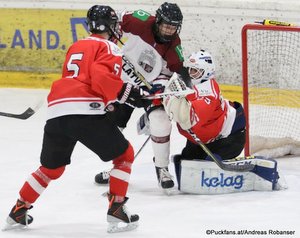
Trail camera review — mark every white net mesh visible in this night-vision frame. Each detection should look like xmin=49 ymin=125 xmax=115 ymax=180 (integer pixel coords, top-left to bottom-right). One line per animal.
xmin=244 ymin=25 xmax=300 ymax=156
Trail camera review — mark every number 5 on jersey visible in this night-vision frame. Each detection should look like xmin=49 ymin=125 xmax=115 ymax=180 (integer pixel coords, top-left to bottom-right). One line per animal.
xmin=66 ymin=53 xmax=83 ymax=78
xmin=66 ymin=53 xmax=121 ymax=78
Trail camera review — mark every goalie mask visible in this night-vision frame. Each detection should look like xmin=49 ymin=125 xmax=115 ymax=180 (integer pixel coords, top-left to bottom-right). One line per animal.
xmin=186 ymin=49 xmax=215 ymax=85
xmin=154 ymin=2 xmax=183 ymax=43
xmin=86 ymin=5 xmax=121 ymax=42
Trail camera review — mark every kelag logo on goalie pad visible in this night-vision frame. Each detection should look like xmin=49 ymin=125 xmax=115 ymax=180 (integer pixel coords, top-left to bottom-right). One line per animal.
xmin=201 ymin=171 xmax=243 ymax=189
xmin=177 ymin=157 xmax=281 ymax=194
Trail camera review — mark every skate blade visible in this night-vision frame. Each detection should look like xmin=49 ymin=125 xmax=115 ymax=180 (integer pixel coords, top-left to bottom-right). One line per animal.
xmin=94 ymin=181 xmax=109 ymax=186
xmin=162 ymin=187 xmax=176 ymax=196
xmin=107 ymin=221 xmax=138 ymax=233
xmin=2 ymin=217 xmax=27 ymax=231
xmin=159 ymin=184 xmax=177 ymax=196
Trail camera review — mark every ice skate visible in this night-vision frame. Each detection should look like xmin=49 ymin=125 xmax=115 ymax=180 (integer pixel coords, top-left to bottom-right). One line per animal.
xmin=94 ymin=170 xmax=110 ymax=185
xmin=155 ymin=166 xmax=175 ymax=195
xmin=107 ymin=194 xmax=139 ymax=233
xmin=2 ymin=199 xmax=33 ymax=231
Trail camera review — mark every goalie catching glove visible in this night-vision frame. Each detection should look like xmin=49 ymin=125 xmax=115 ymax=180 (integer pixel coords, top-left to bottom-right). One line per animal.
xmin=162 ymin=72 xmax=194 ymax=129
xmin=118 ymin=83 xmax=149 ymax=108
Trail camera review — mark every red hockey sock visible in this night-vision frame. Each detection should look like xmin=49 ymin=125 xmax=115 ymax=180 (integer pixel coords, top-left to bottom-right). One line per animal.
xmin=19 ymin=165 xmax=65 ymax=204
xmin=109 ymin=144 xmax=134 ymax=197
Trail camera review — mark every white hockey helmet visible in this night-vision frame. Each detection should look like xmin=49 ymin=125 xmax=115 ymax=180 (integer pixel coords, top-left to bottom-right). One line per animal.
xmin=186 ymin=49 xmax=215 ymax=85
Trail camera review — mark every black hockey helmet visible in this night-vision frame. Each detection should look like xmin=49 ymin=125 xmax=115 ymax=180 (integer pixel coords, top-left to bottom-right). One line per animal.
xmin=154 ymin=2 xmax=183 ymax=43
xmin=86 ymin=5 xmax=121 ymax=40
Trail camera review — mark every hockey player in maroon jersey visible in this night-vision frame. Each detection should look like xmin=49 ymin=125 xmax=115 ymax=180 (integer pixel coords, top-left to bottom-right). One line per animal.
xmin=95 ymin=2 xmax=184 ymax=192
xmin=163 ymin=49 xmax=246 ymax=163
xmin=4 ymin=5 xmax=146 ymax=233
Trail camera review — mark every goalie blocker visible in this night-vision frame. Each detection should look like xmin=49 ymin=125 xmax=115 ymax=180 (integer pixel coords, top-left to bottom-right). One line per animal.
xmin=173 ymin=155 xmax=286 ymax=194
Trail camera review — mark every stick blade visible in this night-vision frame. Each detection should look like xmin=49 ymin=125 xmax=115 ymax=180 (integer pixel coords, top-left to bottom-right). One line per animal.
xmin=0 ymin=107 xmax=35 ymax=120
xmin=0 ymin=99 xmax=43 ymax=120
xmin=18 ymin=107 xmax=35 ymax=119
xmin=222 ymin=162 xmax=255 ymax=172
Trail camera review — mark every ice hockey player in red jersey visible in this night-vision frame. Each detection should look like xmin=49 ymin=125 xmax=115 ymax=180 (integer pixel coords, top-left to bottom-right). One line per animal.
xmin=163 ymin=49 xmax=246 ymax=162
xmin=95 ymin=2 xmax=184 ymax=192
xmin=4 ymin=5 xmax=146 ymax=233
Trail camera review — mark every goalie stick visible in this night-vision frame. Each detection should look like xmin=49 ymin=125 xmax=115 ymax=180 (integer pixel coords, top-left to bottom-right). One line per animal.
xmin=162 ymin=73 xmax=254 ymax=172
xmin=0 ymin=100 xmax=43 ymax=120
xmin=187 ymin=129 xmax=255 ymax=172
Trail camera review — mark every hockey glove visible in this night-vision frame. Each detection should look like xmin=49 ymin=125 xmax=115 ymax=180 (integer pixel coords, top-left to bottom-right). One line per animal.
xmin=149 ymin=84 xmax=165 ymax=94
xmin=144 ymin=84 xmax=165 ymax=106
xmin=118 ymin=83 xmax=148 ymax=108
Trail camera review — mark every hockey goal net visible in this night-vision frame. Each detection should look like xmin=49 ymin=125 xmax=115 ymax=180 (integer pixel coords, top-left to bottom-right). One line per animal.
xmin=242 ymin=24 xmax=300 ymax=157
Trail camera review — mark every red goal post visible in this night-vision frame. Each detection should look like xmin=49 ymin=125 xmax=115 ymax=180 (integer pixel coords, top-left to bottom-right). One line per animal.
xmin=241 ymin=23 xmax=300 ymax=156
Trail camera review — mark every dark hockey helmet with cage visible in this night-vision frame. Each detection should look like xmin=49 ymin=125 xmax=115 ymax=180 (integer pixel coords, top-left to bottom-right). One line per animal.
xmin=154 ymin=2 xmax=183 ymax=43
xmin=86 ymin=5 xmax=121 ymax=40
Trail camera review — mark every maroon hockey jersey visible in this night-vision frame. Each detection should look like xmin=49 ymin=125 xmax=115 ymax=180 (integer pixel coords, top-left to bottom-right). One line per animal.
xmin=121 ymin=10 xmax=183 ymax=73
xmin=119 ymin=10 xmax=184 ymax=87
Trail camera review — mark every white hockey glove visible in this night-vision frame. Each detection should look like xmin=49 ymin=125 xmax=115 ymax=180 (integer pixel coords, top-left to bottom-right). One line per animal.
xmin=163 ymin=95 xmax=192 ymax=130
xmin=145 ymin=73 xmax=193 ymax=99
xmin=161 ymin=73 xmax=194 ymax=129
xmin=164 ymin=72 xmax=193 ymax=98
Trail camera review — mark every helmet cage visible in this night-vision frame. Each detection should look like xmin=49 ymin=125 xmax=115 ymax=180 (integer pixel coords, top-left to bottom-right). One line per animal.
xmin=186 ymin=50 xmax=215 ymax=85
xmin=188 ymin=67 xmax=205 ymax=81
xmin=154 ymin=2 xmax=183 ymax=42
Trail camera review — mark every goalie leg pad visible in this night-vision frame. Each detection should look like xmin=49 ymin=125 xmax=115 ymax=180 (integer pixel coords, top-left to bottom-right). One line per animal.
xmin=174 ymin=156 xmax=281 ymax=194
xmin=225 ymin=156 xmax=280 ymax=190
xmin=172 ymin=154 xmax=183 ymax=190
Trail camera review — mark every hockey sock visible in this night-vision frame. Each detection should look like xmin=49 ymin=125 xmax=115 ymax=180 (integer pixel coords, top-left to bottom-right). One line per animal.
xmin=110 ymin=144 xmax=134 ymax=197
xmin=19 ymin=166 xmax=65 ymax=204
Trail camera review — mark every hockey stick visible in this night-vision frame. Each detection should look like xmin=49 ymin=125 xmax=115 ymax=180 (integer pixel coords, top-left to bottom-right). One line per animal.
xmin=122 ymin=55 xmax=152 ymax=90
xmin=187 ymin=129 xmax=255 ymax=172
xmin=0 ymin=107 xmax=36 ymax=120
xmin=134 ymin=135 xmax=151 ymax=159
xmin=95 ymin=135 xmax=151 ymax=184
xmin=0 ymin=100 xmax=43 ymax=120
xmin=144 ymin=89 xmax=194 ymax=99
xmin=118 ymin=34 xmax=154 ymax=90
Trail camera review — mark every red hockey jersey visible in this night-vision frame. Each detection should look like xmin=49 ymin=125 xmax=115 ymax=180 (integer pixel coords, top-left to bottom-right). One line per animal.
xmin=47 ymin=34 xmax=123 ymax=120
xmin=178 ymin=79 xmax=237 ymax=144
